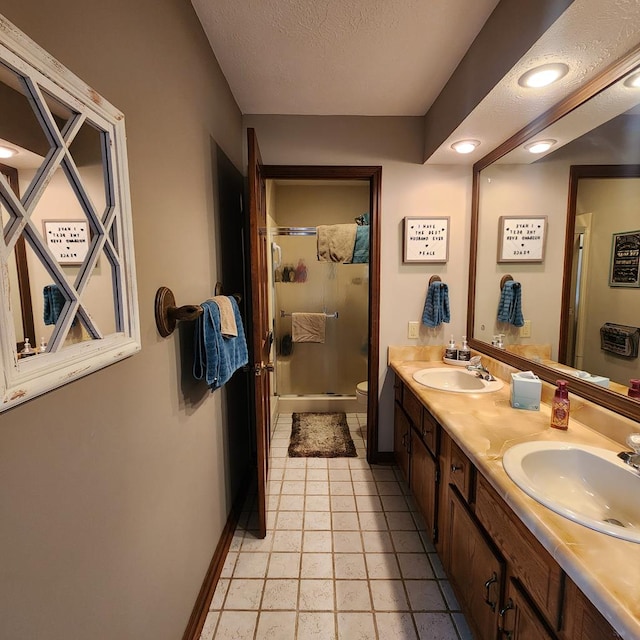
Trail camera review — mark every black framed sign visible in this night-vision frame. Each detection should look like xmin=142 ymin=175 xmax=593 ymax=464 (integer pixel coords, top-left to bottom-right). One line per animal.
xmin=402 ymin=216 xmax=449 ymax=263
xmin=609 ymin=230 xmax=640 ymax=287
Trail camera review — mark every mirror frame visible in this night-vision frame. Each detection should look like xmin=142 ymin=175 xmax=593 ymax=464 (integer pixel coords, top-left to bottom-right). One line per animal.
xmin=467 ymin=44 xmax=640 ymax=423
xmin=0 ymin=15 xmax=140 ymax=412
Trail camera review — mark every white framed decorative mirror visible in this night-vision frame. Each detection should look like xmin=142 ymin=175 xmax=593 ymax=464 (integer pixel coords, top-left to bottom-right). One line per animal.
xmin=0 ymin=14 xmax=140 ymax=411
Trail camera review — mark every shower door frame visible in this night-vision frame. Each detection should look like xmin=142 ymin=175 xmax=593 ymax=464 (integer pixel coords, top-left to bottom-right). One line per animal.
xmin=263 ymin=165 xmax=382 ymax=463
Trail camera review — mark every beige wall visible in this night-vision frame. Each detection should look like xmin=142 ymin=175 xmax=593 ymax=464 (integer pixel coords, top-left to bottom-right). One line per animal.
xmin=474 ymin=161 xmax=570 ymax=358
xmin=577 ymin=178 xmax=640 ymax=385
xmin=245 ymin=115 xmax=473 ymax=450
xmin=0 ymin=2 xmax=243 ymax=639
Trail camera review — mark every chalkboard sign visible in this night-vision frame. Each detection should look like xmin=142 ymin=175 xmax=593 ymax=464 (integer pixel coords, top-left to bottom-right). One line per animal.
xmin=497 ymin=216 xmax=547 ymax=263
xmin=609 ymin=230 xmax=640 ymax=287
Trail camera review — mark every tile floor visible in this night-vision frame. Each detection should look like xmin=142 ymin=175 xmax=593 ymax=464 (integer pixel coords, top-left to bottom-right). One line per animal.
xmin=200 ymin=412 xmax=473 ymax=639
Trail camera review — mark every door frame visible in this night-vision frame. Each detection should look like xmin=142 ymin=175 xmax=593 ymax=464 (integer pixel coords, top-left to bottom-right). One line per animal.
xmin=262 ymin=165 xmax=382 ymax=463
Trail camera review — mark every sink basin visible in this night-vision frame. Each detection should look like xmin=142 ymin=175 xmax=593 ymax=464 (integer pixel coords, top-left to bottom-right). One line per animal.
xmin=503 ymin=441 xmax=640 ymax=543
xmin=412 ymin=367 xmax=503 ymax=393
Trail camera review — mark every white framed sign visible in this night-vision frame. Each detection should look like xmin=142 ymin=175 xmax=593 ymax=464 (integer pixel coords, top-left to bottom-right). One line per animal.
xmin=497 ymin=215 xmax=547 ymax=263
xmin=403 ymin=216 xmax=449 ymax=263
xmin=43 ymin=220 xmax=90 ymax=265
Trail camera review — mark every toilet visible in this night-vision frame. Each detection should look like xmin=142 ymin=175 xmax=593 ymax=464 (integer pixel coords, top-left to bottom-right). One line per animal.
xmin=356 ymin=381 xmax=368 ymax=406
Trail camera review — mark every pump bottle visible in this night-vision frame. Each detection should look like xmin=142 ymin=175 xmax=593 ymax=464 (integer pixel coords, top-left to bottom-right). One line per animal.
xmin=550 ymin=380 xmax=570 ymax=430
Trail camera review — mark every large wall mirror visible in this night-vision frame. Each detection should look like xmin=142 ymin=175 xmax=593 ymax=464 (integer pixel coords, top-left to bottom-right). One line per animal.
xmin=0 ymin=15 xmax=140 ymax=411
xmin=468 ymin=45 xmax=640 ymax=421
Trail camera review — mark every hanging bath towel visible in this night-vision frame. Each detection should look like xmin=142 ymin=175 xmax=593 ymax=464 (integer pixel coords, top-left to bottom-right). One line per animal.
xmin=497 ymin=280 xmax=525 ymax=327
xmin=422 ymin=282 xmax=450 ymax=328
xmin=292 ymin=312 xmax=326 ymax=343
xmin=193 ymin=298 xmax=248 ymax=389
xmin=317 ymin=224 xmax=357 ymax=263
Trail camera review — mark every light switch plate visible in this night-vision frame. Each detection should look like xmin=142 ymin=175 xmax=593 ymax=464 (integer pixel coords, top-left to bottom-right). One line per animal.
xmin=408 ymin=321 xmax=420 ymax=339
xmin=520 ymin=320 xmax=532 ymax=338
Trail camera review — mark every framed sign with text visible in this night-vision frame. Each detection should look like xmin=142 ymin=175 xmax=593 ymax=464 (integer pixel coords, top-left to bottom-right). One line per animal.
xmin=497 ymin=215 xmax=547 ymax=263
xmin=43 ymin=220 xmax=90 ymax=265
xmin=609 ymin=230 xmax=640 ymax=287
xmin=403 ymin=216 xmax=449 ymax=263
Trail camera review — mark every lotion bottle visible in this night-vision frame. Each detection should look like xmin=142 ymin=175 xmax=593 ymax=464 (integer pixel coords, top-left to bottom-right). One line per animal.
xmin=458 ymin=336 xmax=471 ymax=361
xmin=628 ymin=379 xmax=640 ymax=399
xmin=444 ymin=335 xmax=458 ymax=360
xmin=550 ymin=380 xmax=570 ymax=430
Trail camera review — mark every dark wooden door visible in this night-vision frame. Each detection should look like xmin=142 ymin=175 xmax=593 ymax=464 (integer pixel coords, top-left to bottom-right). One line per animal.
xmin=500 ymin=578 xmax=557 ymax=640
xmin=446 ymin=486 xmax=504 ymax=640
xmin=393 ymin=401 xmax=411 ymax=483
xmin=247 ymin=128 xmax=271 ymax=539
xmin=409 ymin=429 xmax=438 ymax=543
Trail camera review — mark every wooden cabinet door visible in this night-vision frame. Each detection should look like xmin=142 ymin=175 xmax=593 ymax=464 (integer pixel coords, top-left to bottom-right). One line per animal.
xmin=410 ymin=428 xmax=438 ymax=542
xmin=446 ymin=485 xmax=504 ymax=640
xmin=562 ymin=578 xmax=621 ymax=640
xmin=394 ymin=401 xmax=411 ymax=483
xmin=499 ymin=578 xmax=557 ymax=640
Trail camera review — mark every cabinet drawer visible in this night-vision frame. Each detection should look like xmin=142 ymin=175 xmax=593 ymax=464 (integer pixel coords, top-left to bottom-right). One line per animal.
xmin=402 ymin=386 xmax=423 ymax=427
xmin=448 ymin=439 xmax=472 ymax=501
xmin=475 ymin=473 xmax=563 ymax=629
xmin=420 ymin=408 xmax=439 ymax=456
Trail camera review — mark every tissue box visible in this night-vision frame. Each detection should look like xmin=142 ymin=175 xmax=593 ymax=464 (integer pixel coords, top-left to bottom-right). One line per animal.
xmin=510 ymin=371 xmax=541 ymax=411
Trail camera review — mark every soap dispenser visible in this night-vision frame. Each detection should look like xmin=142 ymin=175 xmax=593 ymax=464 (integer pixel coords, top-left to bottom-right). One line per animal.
xmin=550 ymin=380 xmax=570 ymax=430
xmin=458 ymin=336 xmax=471 ymax=361
xmin=20 ymin=337 xmax=35 ymax=358
xmin=629 ymin=379 xmax=640 ymax=399
xmin=444 ymin=335 xmax=457 ymax=360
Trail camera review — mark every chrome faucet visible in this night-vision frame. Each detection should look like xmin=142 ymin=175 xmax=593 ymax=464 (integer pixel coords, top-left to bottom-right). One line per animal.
xmin=466 ymin=356 xmax=496 ymax=382
xmin=618 ymin=434 xmax=640 ymax=472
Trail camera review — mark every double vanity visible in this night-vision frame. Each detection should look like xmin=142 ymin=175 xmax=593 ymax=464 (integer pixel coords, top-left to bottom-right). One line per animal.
xmin=389 ymin=346 xmax=639 ymax=640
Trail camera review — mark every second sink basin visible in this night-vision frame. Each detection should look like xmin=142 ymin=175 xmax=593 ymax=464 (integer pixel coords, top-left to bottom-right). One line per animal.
xmin=503 ymin=441 xmax=640 ymax=543
xmin=412 ymin=367 xmax=503 ymax=393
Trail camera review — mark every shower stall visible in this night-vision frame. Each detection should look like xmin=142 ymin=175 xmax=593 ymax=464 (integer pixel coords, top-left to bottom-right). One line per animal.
xmin=271 ymin=226 xmax=368 ymax=413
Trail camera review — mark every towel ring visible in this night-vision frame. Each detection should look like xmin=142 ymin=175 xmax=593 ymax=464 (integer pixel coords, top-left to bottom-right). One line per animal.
xmin=154 ymin=286 xmax=203 ymax=337
xmin=429 ymin=275 xmax=442 ymax=285
xmin=500 ymin=274 xmax=514 ymax=291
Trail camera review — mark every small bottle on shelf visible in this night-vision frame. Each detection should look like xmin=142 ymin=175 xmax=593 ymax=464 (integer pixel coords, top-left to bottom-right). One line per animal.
xmin=550 ymin=380 xmax=570 ymax=430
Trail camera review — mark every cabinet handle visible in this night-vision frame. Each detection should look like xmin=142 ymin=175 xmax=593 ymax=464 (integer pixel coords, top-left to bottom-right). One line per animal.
xmin=498 ymin=598 xmax=514 ymax=639
xmin=484 ymin=572 xmax=498 ymax=611
xmin=451 ymin=464 xmax=463 ymax=473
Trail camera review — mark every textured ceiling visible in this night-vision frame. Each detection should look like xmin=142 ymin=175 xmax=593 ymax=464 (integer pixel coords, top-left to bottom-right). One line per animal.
xmin=190 ymin=0 xmax=500 ymax=116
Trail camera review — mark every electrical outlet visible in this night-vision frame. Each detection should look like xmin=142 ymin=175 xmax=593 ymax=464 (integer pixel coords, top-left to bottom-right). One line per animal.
xmin=408 ymin=321 xmax=420 ymax=339
xmin=520 ymin=320 xmax=532 ymax=338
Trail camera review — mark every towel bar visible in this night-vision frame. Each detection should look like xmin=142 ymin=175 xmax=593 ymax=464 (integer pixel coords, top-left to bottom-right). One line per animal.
xmin=155 ymin=286 xmax=242 ymax=337
xmin=280 ymin=309 xmax=339 ymax=319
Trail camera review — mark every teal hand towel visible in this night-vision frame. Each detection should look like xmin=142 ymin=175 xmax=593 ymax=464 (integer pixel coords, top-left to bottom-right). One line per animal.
xmin=422 ymin=282 xmax=450 ymax=328
xmin=497 ymin=281 xmax=524 ymax=327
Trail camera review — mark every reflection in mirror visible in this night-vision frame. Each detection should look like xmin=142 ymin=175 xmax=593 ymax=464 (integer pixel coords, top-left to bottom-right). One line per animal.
xmin=0 ymin=14 xmax=139 ymax=411
xmin=470 ymin=47 xmax=640 ymax=419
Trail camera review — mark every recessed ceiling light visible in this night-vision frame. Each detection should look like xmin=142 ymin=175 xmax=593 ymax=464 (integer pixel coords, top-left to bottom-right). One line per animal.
xmin=518 ymin=63 xmax=569 ymax=88
xmin=451 ymin=139 xmax=480 ymax=154
xmin=0 ymin=145 xmax=17 ymax=159
xmin=524 ymin=139 xmax=557 ymax=154
xmin=623 ymin=71 xmax=640 ymax=88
